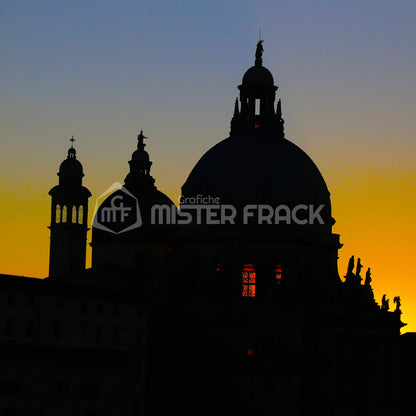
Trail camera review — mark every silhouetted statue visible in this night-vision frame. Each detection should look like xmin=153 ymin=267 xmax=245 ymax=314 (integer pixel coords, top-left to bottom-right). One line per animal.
xmin=255 ymin=40 xmax=264 ymax=66
xmin=137 ymin=129 xmax=148 ymax=148
xmin=356 ymin=258 xmax=363 ymax=280
xmin=394 ymin=296 xmax=401 ymax=312
xmin=364 ymin=268 xmax=372 ymax=286
xmin=381 ymin=294 xmax=389 ymax=311
xmin=346 ymin=255 xmax=355 ymax=276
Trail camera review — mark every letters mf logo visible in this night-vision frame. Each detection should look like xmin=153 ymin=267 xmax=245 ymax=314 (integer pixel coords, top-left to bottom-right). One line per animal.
xmin=93 ymin=182 xmax=142 ymax=234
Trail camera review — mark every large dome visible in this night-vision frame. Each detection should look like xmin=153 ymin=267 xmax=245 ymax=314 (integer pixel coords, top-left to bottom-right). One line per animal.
xmin=242 ymin=65 xmax=274 ymax=87
xmin=56 ymin=146 xmax=85 ymax=187
xmin=59 ymin=156 xmax=84 ymax=176
xmin=181 ymin=131 xmax=333 ymax=227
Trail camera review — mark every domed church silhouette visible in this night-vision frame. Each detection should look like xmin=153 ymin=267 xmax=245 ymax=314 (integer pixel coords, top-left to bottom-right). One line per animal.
xmin=0 ymin=42 xmax=414 ymax=416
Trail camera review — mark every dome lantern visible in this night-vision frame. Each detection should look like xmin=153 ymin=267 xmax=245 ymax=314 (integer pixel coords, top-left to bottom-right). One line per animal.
xmin=125 ymin=130 xmax=155 ymax=191
xmin=231 ymin=41 xmax=284 ymax=137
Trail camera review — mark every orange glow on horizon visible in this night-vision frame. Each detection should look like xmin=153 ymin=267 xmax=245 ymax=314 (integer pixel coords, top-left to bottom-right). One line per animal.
xmin=1 ymin=151 xmax=415 ymax=333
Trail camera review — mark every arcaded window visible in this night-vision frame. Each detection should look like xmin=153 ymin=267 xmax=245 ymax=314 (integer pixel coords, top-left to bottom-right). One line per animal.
xmin=242 ymin=264 xmax=256 ymax=298
xmin=56 ymin=205 xmax=61 ymax=223
xmin=62 ymin=205 xmax=67 ymax=222
xmin=78 ymin=205 xmax=84 ymax=224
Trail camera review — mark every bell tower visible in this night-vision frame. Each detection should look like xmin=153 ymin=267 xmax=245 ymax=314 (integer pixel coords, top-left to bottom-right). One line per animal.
xmin=48 ymin=138 xmax=91 ymax=278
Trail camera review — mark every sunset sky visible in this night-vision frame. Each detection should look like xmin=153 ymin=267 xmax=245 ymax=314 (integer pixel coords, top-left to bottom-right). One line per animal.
xmin=1 ymin=1 xmax=415 ymax=330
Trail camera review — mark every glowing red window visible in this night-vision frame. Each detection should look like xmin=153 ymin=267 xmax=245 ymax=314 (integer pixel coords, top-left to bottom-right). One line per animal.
xmin=274 ymin=265 xmax=283 ymax=285
xmin=242 ymin=264 xmax=256 ymax=297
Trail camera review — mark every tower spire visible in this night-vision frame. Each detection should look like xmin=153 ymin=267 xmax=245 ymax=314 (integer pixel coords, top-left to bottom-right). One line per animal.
xmin=233 ymin=97 xmax=239 ymax=116
xmin=276 ymin=99 xmax=285 ymax=138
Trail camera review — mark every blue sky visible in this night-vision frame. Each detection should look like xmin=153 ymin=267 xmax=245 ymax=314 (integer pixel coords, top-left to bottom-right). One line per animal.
xmin=1 ymin=1 xmax=416 ymax=330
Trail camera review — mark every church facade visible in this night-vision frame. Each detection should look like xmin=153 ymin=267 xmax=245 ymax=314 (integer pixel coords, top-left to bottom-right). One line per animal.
xmin=0 ymin=43 xmax=412 ymax=416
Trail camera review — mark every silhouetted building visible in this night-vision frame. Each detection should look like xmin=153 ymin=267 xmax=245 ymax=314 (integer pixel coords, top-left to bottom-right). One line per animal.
xmin=0 ymin=42 xmax=412 ymax=416
xmin=48 ymin=140 xmax=91 ymax=278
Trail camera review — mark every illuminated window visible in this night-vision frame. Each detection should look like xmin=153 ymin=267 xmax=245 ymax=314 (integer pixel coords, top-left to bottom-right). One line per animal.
xmin=72 ymin=206 xmax=77 ymax=223
xmin=242 ymin=264 xmax=256 ymax=297
xmin=56 ymin=205 xmax=61 ymax=223
xmin=78 ymin=205 xmax=84 ymax=224
xmin=274 ymin=265 xmax=283 ymax=286
xmin=62 ymin=206 xmax=67 ymax=222
xmin=248 ymin=346 xmax=256 ymax=356
xmin=255 ymin=99 xmax=260 ymax=115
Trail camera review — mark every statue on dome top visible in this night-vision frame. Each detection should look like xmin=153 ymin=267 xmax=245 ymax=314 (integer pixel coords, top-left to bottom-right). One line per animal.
xmin=255 ymin=40 xmax=264 ymax=66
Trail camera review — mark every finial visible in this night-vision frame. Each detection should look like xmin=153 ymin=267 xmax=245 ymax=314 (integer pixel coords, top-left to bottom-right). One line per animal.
xmin=276 ymin=99 xmax=282 ymax=118
xmin=275 ymin=100 xmax=285 ymax=139
xmin=355 ymin=258 xmax=363 ymax=281
xmin=67 ymin=136 xmax=76 ymax=158
xmin=393 ymin=296 xmax=401 ymax=313
xmin=233 ymin=98 xmax=239 ymax=116
xmin=255 ymin=39 xmax=264 ymax=67
xmin=364 ymin=267 xmax=372 ymax=287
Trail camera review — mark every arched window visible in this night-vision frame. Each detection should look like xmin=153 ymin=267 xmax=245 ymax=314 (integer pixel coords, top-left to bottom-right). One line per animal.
xmin=78 ymin=205 xmax=84 ymax=224
xmin=248 ymin=346 xmax=257 ymax=356
xmin=274 ymin=265 xmax=283 ymax=286
xmin=242 ymin=264 xmax=256 ymax=297
xmin=56 ymin=205 xmax=61 ymax=223
xmin=62 ymin=206 xmax=67 ymax=223
xmin=72 ymin=206 xmax=77 ymax=223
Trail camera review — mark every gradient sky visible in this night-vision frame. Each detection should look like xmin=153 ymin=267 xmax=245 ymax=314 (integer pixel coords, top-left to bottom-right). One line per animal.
xmin=1 ymin=1 xmax=415 ymax=330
